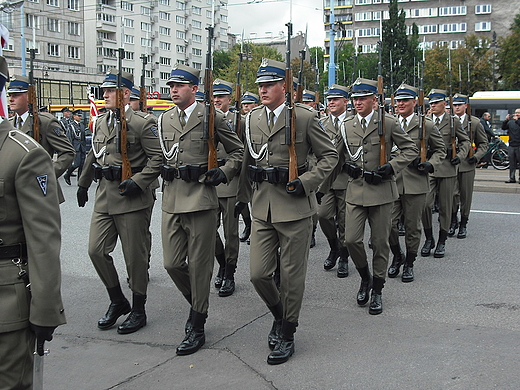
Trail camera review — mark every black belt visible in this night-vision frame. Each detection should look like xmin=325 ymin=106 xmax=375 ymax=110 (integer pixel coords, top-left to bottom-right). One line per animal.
xmin=93 ymin=164 xmax=145 ymax=181
xmin=248 ymin=165 xmax=307 ymax=184
xmin=0 ymin=243 xmax=27 ymax=259
xmin=160 ymin=164 xmax=209 ymax=182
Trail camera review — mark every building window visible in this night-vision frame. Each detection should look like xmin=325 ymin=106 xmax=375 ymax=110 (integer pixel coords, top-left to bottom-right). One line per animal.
xmin=160 ymin=26 xmax=171 ymax=35
xmin=408 ymin=7 xmax=437 ymax=18
xmin=141 ymin=38 xmax=152 ymax=47
xmin=124 ymin=34 xmax=134 ymax=44
xmin=176 ymin=45 xmax=185 ymax=53
xmin=68 ymin=46 xmax=80 ymax=59
xmin=192 ymin=20 xmax=201 ymax=29
xmin=439 ymin=23 xmax=466 ymax=33
xmin=48 ymin=18 xmax=60 ymax=32
xmin=206 ymin=10 xmax=212 ymax=19
xmin=417 ymin=24 xmax=437 ymax=34
xmin=176 ymin=1 xmax=185 ymax=9
xmin=175 ymin=15 xmax=184 ymax=24
xmin=438 ymin=6 xmax=466 ymax=17
xmin=160 ymin=72 xmax=170 ymax=80
xmin=355 ymin=12 xmax=372 ymax=22
xmin=122 ymin=67 xmax=134 ymax=74
xmin=46 ymin=0 xmax=59 ymax=6
xmin=160 ymin=11 xmax=171 ymax=21
xmin=192 ymin=34 xmax=202 ymax=43
xmin=125 ymin=51 xmax=134 ymax=60
xmin=475 ymin=4 xmax=491 ymax=14
xmin=159 ymin=0 xmax=170 ymax=5
xmin=123 ymin=18 xmax=133 ymax=28
xmin=354 ymin=0 xmax=371 ymax=5
xmin=475 ymin=21 xmax=491 ymax=32
xmin=141 ymin=6 xmax=151 ymax=15
xmin=48 ymin=43 xmax=60 ymax=56
xmin=221 ymin=15 xmax=228 ymax=23
xmin=160 ymin=56 xmax=171 ymax=65
xmin=120 ymin=1 xmax=133 ymax=11
xmin=220 ymin=40 xmax=228 ymax=49
xmin=192 ymin=6 xmax=201 ymax=15
xmin=160 ymin=41 xmax=171 ymax=50
xmin=338 ymin=29 xmax=353 ymax=38
xmin=68 ymin=22 xmax=80 ymax=35
xmin=141 ymin=22 xmax=151 ymax=32
xmin=98 ymin=13 xmax=116 ymax=23
xmin=176 ymin=30 xmax=186 ymax=39
xmin=192 ymin=62 xmax=202 ymax=70
xmin=192 ymin=48 xmax=202 ymax=56
xmin=26 ymin=14 xmax=40 ymax=29
xmin=0 ymin=13 xmax=13 ymax=30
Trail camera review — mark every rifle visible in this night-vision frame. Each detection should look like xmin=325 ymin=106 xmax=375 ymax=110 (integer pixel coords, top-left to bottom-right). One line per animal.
xmin=467 ymin=99 xmax=474 ymax=157
xmin=377 ymin=41 xmax=387 ymax=166
xmin=314 ymin=48 xmax=320 ymax=111
xmin=33 ymin=350 xmax=49 ymax=390
xmin=448 ymin=48 xmax=456 ymax=159
xmin=139 ymin=54 xmax=148 ymax=113
xmin=389 ymin=50 xmax=394 ymax=115
xmin=28 ymin=48 xmax=40 ymax=143
xmin=285 ymin=22 xmax=298 ymax=186
xmin=115 ymin=48 xmax=132 ymax=183
xmin=204 ymin=26 xmax=218 ymax=170
xmin=418 ymin=60 xmax=426 ymax=162
xmin=234 ymin=52 xmax=242 ymax=137
xmin=295 ymin=48 xmax=305 ymax=103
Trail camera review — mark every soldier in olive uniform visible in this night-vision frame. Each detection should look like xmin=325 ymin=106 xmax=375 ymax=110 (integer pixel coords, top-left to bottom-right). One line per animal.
xmin=420 ymin=90 xmax=470 ymax=258
xmin=450 ymin=94 xmax=488 ymax=239
xmin=8 ymin=75 xmax=75 ymax=204
xmin=0 ymin=53 xmax=66 ymax=389
xmin=318 ymin=84 xmax=351 ymax=277
xmin=387 ymin=84 xmax=445 ymax=282
xmin=321 ymin=78 xmax=418 ymax=315
xmin=158 ymin=64 xmax=243 ymax=356
xmin=77 ymin=69 xmax=162 ymax=335
xmin=235 ymin=59 xmax=338 ymax=365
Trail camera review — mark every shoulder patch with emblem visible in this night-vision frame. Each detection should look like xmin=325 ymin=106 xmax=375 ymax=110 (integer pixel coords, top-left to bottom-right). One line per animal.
xmin=36 ymin=174 xmax=48 ymax=196
xmin=150 ymin=125 xmax=158 ymax=137
xmin=53 ymin=127 xmax=63 ymax=136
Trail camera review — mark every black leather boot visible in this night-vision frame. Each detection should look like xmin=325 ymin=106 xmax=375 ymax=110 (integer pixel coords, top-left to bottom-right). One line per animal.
xmin=356 ymin=266 xmax=372 ymax=306
xmin=336 ymin=246 xmax=349 ymax=278
xmin=310 ymin=225 xmax=317 ymax=248
xmin=98 ymin=285 xmax=131 ymax=330
xmin=214 ymin=253 xmax=226 ymax=289
xmin=401 ymin=252 xmax=416 ymax=283
xmin=448 ymin=213 xmax=459 ymax=236
xmin=176 ymin=310 xmax=207 ymax=355
xmin=457 ymin=217 xmax=468 ymax=239
xmin=324 ymin=238 xmax=340 ymax=270
xmin=239 ymin=215 xmax=251 ymax=242
xmin=64 ymin=166 xmax=73 ymax=186
xmin=267 ymin=319 xmax=297 ymax=365
xmin=118 ymin=293 xmax=147 ymax=334
xmin=267 ymin=301 xmax=283 ymax=350
xmin=434 ymin=230 xmax=448 ymax=258
xmin=398 ymin=218 xmax=406 ymax=236
xmin=387 ymin=244 xmax=405 ymax=278
xmin=421 ymin=228 xmax=435 ymax=257
xmin=369 ymin=277 xmax=385 ymax=315
xmin=219 ymin=265 xmax=236 ymax=297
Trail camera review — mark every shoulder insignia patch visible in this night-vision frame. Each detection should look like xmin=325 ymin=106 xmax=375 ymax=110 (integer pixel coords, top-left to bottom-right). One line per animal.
xmin=53 ymin=127 xmax=63 ymax=136
xmin=318 ymin=121 xmax=326 ymax=132
xmin=150 ymin=125 xmax=158 ymax=137
xmin=36 ymin=174 xmax=48 ymax=196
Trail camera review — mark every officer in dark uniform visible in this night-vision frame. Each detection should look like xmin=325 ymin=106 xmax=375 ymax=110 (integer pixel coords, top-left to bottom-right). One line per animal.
xmin=236 ymin=59 xmax=338 ymax=365
xmin=0 ymin=55 xmax=66 ymax=389
xmin=77 ymin=69 xmax=162 ymax=335
xmin=159 ymin=64 xmax=243 ymax=356
xmin=64 ymin=109 xmax=88 ymax=185
xmin=8 ymin=75 xmax=75 ymax=203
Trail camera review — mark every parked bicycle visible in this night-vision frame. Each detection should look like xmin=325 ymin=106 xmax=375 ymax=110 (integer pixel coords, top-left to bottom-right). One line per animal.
xmin=478 ymin=137 xmax=509 ymax=170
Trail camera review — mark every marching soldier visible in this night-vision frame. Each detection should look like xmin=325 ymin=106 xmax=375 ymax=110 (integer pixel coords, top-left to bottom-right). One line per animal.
xmin=0 ymin=55 xmax=66 ymax=388
xmin=129 ymin=86 xmax=142 ymax=111
xmin=449 ymin=94 xmax=488 ymax=238
xmin=159 ymin=64 xmax=243 ymax=355
xmin=60 ymin=106 xmax=73 ymax=137
xmin=77 ymin=69 xmax=162 ymax=335
xmin=321 ymin=78 xmax=418 ymax=315
xmin=302 ymin=90 xmax=317 ymax=110
xmin=64 ymin=109 xmax=88 ymax=185
xmin=387 ymin=84 xmax=445 ymax=282
xmin=420 ymin=90 xmax=470 ymax=258
xmin=8 ymin=75 xmax=75 ymax=203
xmin=235 ymin=59 xmax=338 ymax=364
xmin=318 ymin=84 xmax=351 ymax=277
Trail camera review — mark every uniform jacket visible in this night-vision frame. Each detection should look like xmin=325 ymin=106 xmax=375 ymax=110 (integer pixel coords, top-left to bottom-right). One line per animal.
xmin=323 ymin=111 xmax=418 ymax=207
xmin=431 ymin=113 xmax=470 ymax=178
xmin=0 ymin=120 xmax=66 ymax=333
xmin=78 ymin=108 xmax=162 ymax=215
xmin=68 ymin=120 xmax=87 ymax=153
xmin=479 ymin=117 xmax=494 ymax=141
xmin=320 ymin=115 xmax=349 ymax=190
xmin=10 ymin=112 xmax=75 ymax=203
xmin=395 ymin=114 xmax=446 ymax=195
xmin=237 ymin=103 xmax=338 ymax=223
xmin=458 ymin=115 xmax=488 ymax=173
xmin=159 ymin=103 xmax=244 ymax=214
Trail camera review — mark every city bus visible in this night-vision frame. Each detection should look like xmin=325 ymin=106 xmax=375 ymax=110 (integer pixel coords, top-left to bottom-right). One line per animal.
xmin=469 ymin=91 xmax=520 ymax=136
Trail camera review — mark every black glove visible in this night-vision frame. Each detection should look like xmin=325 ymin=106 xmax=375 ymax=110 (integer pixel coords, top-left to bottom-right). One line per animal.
xmin=316 ymin=191 xmax=325 ymax=205
xmin=234 ymin=201 xmax=247 ymax=218
xmin=30 ymin=323 xmax=56 ymax=356
xmin=408 ymin=156 xmax=421 ymax=169
xmin=417 ymin=161 xmax=434 ymax=174
xmin=364 ymin=170 xmax=383 ymax=185
xmin=77 ymin=186 xmax=88 ymax=207
xmin=377 ymin=163 xmax=394 ymax=178
xmin=450 ymin=156 xmax=461 ymax=165
xmin=344 ymin=161 xmax=362 ymax=179
xmin=467 ymin=156 xmax=477 ymax=165
xmin=118 ymin=178 xmax=142 ymax=196
xmin=205 ymin=168 xmax=227 ymax=186
xmin=286 ymin=178 xmax=305 ymax=196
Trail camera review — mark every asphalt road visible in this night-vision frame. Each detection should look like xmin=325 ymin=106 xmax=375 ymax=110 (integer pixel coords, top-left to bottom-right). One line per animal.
xmin=43 ymin=175 xmax=520 ymax=390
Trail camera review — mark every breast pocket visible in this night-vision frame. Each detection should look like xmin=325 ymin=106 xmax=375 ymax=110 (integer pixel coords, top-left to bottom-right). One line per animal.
xmin=162 ymin=131 xmax=176 ymax=150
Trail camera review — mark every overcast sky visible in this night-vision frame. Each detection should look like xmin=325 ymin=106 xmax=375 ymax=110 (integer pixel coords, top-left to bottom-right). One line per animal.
xmin=227 ymin=0 xmax=326 ymax=48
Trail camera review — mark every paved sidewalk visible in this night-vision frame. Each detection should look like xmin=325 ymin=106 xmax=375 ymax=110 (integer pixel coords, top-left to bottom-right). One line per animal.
xmin=474 ymin=168 xmax=520 ymax=194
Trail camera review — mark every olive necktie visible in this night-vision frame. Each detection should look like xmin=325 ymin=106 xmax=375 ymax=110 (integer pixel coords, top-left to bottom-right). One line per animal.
xmin=361 ymin=117 xmax=367 ymax=131
xmin=334 ymin=117 xmax=339 ymax=132
xmin=17 ymin=116 xmax=23 ymax=129
xmin=179 ymin=110 xmax=186 ymax=129
xmin=402 ymin=118 xmax=407 ymax=131
xmin=435 ymin=117 xmax=440 ymax=127
xmin=268 ymin=111 xmax=275 ymax=131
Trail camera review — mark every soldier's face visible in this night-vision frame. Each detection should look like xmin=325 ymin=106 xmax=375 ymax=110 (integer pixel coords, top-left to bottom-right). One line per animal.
xmin=214 ymin=95 xmax=231 ymax=112
xmin=353 ymin=95 xmax=376 ymax=117
xmin=327 ymin=97 xmax=347 ymax=117
xmin=169 ymin=82 xmax=196 ymax=110
xmin=63 ymin=111 xmax=71 ymax=118
xmin=103 ymin=88 xmax=130 ymax=110
xmin=429 ymin=101 xmax=446 ymax=116
xmin=453 ymin=103 xmax=466 ymax=117
xmin=129 ymin=100 xmax=140 ymax=111
xmin=8 ymin=92 xmax=29 ymax=115
xmin=258 ymin=81 xmax=285 ymax=110
xmin=483 ymin=113 xmax=491 ymax=120
xmin=241 ymin=102 xmax=257 ymax=113
xmin=396 ymin=98 xmax=416 ymax=117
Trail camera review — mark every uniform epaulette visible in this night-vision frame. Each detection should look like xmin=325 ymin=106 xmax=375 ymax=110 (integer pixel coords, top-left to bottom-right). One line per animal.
xmin=8 ymin=129 xmax=40 ymax=153
xmin=133 ymin=111 xmax=149 ymax=119
xmin=344 ymin=115 xmax=355 ymax=122
xmin=295 ymin=102 xmax=314 ymax=112
xmin=249 ymin=105 xmax=263 ymax=113
xmin=163 ymin=106 xmax=177 ymax=115
xmin=424 ymin=116 xmax=433 ymax=123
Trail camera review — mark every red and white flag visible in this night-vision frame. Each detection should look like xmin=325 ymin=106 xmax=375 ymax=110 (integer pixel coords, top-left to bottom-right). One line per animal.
xmin=0 ymin=23 xmax=9 ymax=118
xmin=87 ymin=87 xmax=99 ymax=133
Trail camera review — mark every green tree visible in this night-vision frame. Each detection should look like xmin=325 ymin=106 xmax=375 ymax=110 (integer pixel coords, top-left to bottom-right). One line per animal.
xmin=498 ymin=14 xmax=520 ymax=90
xmin=213 ymin=49 xmax=233 ymax=79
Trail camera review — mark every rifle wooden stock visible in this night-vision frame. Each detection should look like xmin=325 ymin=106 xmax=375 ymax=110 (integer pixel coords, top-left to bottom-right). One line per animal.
xmin=377 ymin=75 xmax=387 ymax=166
xmin=418 ymin=89 xmax=427 ymax=162
xmin=204 ymin=26 xmax=217 ymax=170
xmin=28 ymin=85 xmax=40 ymax=143
xmin=285 ymin=22 xmax=298 ymax=186
xmin=467 ymin=102 xmax=474 ymax=157
xmin=449 ymin=95 xmax=456 ymax=159
xmin=116 ymin=88 xmax=132 ymax=181
xmin=139 ymin=86 xmax=147 ymax=113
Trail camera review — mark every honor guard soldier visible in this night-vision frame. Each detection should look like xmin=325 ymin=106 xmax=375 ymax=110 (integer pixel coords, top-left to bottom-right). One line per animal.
xmin=420 ymin=90 xmax=470 ymax=258
xmin=235 ymin=59 xmax=338 ymax=364
xmin=0 ymin=56 xmax=66 ymax=389
xmin=321 ymin=78 xmax=418 ymax=315
xmin=129 ymin=86 xmax=142 ymax=111
xmin=64 ymin=109 xmax=88 ymax=185
xmin=212 ymin=78 xmax=242 ymax=297
xmin=77 ymin=69 xmax=162 ymax=335
xmin=159 ymin=64 xmax=243 ymax=355
xmin=60 ymin=106 xmax=73 ymax=137
xmin=241 ymin=91 xmax=259 ymax=114
xmin=318 ymin=84 xmax=351 ymax=277
xmin=195 ymin=88 xmax=205 ymax=102
xmin=302 ymin=90 xmax=317 ymax=110
xmin=450 ymin=94 xmax=488 ymax=238
xmin=8 ymin=75 xmax=75 ymax=203
xmin=387 ymin=84 xmax=445 ymax=282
